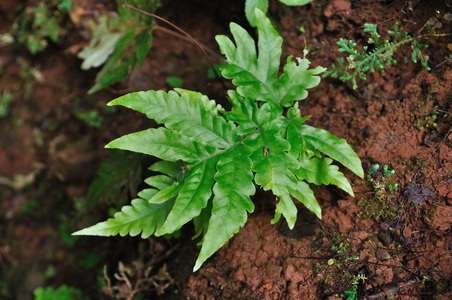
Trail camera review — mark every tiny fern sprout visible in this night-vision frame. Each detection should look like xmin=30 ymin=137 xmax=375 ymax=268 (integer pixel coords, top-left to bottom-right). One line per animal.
xmin=73 ymin=9 xmax=364 ymax=272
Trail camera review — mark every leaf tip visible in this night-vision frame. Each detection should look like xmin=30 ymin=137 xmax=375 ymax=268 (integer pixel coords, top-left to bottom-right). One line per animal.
xmin=193 ymin=259 xmax=204 ymax=272
xmin=72 ymin=228 xmax=91 ymax=236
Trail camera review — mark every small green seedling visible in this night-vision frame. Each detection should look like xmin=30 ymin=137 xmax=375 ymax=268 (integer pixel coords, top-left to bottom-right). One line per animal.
xmin=324 ymin=22 xmax=448 ymax=89
xmin=6 ymin=0 xmax=71 ymax=54
xmin=368 ymin=164 xmax=398 ymax=195
xmin=74 ymin=9 xmax=363 ymax=272
xmin=78 ymin=0 xmax=160 ymax=94
xmin=34 ymin=285 xmax=86 ymax=300
xmin=344 ymin=274 xmax=367 ymax=300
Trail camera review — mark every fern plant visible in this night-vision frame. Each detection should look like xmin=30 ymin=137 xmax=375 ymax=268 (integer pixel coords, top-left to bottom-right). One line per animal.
xmin=324 ymin=22 xmax=446 ymax=89
xmin=74 ymin=9 xmax=363 ymax=271
xmin=78 ymin=0 xmax=160 ymax=94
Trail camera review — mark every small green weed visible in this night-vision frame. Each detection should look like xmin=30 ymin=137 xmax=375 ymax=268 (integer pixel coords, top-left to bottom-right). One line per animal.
xmin=324 ymin=22 xmax=448 ymax=89
xmin=34 ymin=285 xmax=87 ymax=300
xmin=344 ymin=274 xmax=367 ymax=300
xmin=415 ymin=94 xmax=439 ymax=131
xmin=78 ymin=0 xmax=160 ymax=94
xmin=8 ymin=0 xmax=71 ymax=54
xmin=358 ymin=164 xmax=402 ymax=220
xmin=368 ymin=164 xmax=398 ymax=195
xmin=74 ymin=8 xmax=363 ymax=272
xmin=311 ymin=229 xmax=361 ymax=291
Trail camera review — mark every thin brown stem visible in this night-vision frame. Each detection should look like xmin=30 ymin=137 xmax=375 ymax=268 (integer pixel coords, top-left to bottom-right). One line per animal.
xmin=153 ymin=25 xmax=223 ymax=60
xmin=122 ymin=3 xmax=228 ymax=92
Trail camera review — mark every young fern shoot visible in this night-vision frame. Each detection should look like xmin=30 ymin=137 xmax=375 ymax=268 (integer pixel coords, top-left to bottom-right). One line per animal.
xmin=74 ymin=9 xmax=363 ymax=272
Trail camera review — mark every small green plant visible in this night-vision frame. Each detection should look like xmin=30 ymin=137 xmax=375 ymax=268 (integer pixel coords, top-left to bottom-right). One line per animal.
xmin=7 ymin=0 xmax=71 ymax=54
xmin=368 ymin=164 xmax=398 ymax=195
xmin=359 ymin=164 xmax=401 ymax=220
xmin=324 ymin=22 xmax=447 ymax=89
xmin=74 ymin=9 xmax=363 ymax=271
xmin=344 ymin=274 xmax=367 ymax=300
xmin=416 ymin=98 xmax=438 ymax=131
xmin=34 ymin=285 xmax=86 ymax=300
xmin=78 ymin=0 xmax=160 ymax=94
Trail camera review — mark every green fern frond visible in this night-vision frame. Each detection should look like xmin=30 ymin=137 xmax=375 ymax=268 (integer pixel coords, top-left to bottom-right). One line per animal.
xmin=75 ymin=8 xmax=363 ymax=272
xmin=217 ymin=10 xmax=325 ymax=108
xmin=74 ymin=198 xmax=175 ymax=238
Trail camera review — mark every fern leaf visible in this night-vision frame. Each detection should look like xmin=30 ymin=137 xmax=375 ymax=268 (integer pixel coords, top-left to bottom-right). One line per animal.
xmin=108 ymin=90 xmax=233 ymax=149
xmin=298 ymin=125 xmax=364 ymax=178
xmin=192 ymin=198 xmax=213 ymax=243
xmin=144 ymin=175 xmax=174 ymax=190
xmin=248 ymin=121 xmax=299 ymax=195
xmin=149 ymin=161 xmax=183 ymax=178
xmin=106 ymin=127 xmax=214 ymax=163
xmin=73 ymin=198 xmax=174 ymax=238
xmin=216 ymin=9 xmax=282 ymax=105
xmin=276 ymin=55 xmax=326 ymax=107
xmin=137 ymin=188 xmax=158 ymax=201
xmin=288 ymin=180 xmax=321 ymax=219
xmin=217 ymin=9 xmax=324 ymax=107
xmin=285 ymin=118 xmax=306 ymax=158
xmin=156 ymin=157 xmax=219 ymax=235
xmin=297 ymin=156 xmax=355 ymax=196
xmin=148 ymin=181 xmax=182 ymax=204
xmin=245 ymin=0 xmax=269 ymax=27
xmin=272 ymin=193 xmax=297 ymax=228
xmin=194 ymin=143 xmax=255 ymax=271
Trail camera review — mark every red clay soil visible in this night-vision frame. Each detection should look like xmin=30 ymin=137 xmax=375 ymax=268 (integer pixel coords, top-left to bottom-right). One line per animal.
xmin=0 ymin=0 xmax=451 ymax=299
xmin=185 ymin=1 xmax=452 ymax=299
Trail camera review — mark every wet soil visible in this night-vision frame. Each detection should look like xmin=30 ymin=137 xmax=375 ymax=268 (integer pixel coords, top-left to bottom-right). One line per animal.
xmin=0 ymin=0 xmax=451 ymax=299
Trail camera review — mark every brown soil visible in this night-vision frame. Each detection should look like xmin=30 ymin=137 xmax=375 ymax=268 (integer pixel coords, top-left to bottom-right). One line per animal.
xmin=0 ymin=0 xmax=451 ymax=299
